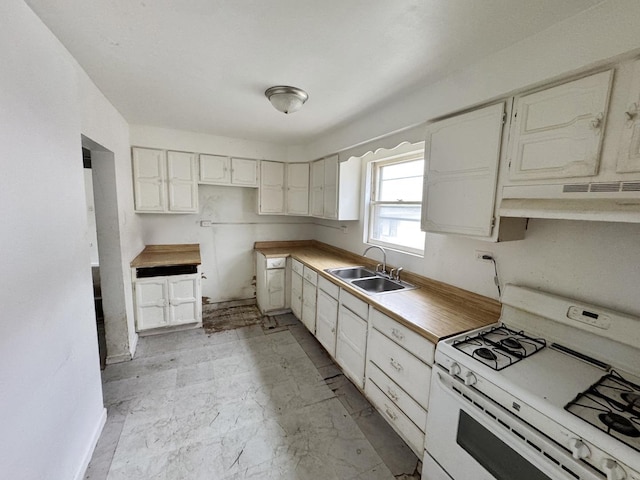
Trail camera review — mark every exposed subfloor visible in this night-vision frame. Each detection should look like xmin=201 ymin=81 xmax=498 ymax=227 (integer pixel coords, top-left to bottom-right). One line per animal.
xmin=86 ymin=313 xmax=422 ymax=479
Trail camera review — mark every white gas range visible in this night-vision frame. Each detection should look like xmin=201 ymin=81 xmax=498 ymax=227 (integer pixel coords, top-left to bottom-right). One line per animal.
xmin=423 ymin=285 xmax=640 ymax=480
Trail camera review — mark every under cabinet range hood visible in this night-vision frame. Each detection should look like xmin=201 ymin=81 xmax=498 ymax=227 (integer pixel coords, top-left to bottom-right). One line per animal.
xmin=499 ymin=181 xmax=640 ymax=223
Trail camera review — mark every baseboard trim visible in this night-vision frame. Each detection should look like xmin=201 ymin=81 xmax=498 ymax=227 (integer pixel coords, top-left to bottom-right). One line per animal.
xmin=73 ymin=407 xmax=107 ymax=480
xmin=106 ymin=351 xmax=132 ymax=365
xmin=129 ymin=332 xmax=139 ymax=358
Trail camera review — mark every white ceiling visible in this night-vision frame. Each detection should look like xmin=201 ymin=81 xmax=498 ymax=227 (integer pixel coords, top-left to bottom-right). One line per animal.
xmin=26 ymin=0 xmax=603 ymax=145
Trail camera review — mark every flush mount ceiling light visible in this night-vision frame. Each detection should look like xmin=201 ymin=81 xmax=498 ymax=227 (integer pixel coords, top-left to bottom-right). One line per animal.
xmin=265 ymin=86 xmax=308 ymax=114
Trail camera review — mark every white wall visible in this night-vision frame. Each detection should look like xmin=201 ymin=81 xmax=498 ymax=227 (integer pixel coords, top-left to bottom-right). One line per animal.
xmin=307 ymin=0 xmax=640 ymax=316
xmin=130 ymin=126 xmax=314 ymax=302
xmin=0 ymin=1 xmax=108 ymax=478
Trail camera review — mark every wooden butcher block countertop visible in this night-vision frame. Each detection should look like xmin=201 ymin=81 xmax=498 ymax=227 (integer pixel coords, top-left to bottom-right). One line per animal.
xmin=255 ymin=240 xmax=501 ymax=344
xmin=131 ymin=244 xmax=201 ymax=268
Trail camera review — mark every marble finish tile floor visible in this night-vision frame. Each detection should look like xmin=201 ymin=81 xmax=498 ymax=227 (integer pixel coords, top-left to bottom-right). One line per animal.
xmin=86 ymin=314 xmax=421 ymax=480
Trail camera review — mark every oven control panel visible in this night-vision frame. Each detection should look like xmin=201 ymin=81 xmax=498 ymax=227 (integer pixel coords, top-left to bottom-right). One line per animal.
xmin=567 ymin=306 xmax=611 ymax=329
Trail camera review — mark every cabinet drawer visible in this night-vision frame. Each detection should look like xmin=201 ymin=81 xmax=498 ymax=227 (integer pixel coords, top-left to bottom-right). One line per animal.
xmin=370 ymin=309 xmax=435 ymax=366
xmin=365 ymin=377 xmax=425 ymax=456
xmin=339 ymin=289 xmax=368 ymax=319
xmin=266 ymin=257 xmax=286 ymax=269
xmin=318 ymin=276 xmax=339 ymax=299
xmin=368 ymin=329 xmax=431 ymax=410
xmin=291 ymin=258 xmax=304 ymax=275
xmin=367 ymin=362 xmax=427 ymax=432
xmin=302 ymin=266 xmax=318 ymax=286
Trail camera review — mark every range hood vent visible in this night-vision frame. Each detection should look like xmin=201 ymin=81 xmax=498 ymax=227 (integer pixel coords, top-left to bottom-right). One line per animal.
xmin=500 ymin=183 xmax=640 ymax=223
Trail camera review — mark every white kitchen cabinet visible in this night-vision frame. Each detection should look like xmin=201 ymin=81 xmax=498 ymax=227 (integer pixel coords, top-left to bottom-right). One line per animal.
xmin=617 ymin=60 xmax=640 ymax=173
xmin=301 ymin=266 xmax=318 ymax=333
xmin=134 ymin=271 xmax=201 ymax=332
xmin=290 ymin=267 xmax=303 ymax=320
xmin=309 ymin=155 xmax=361 ymax=220
xmin=422 ymin=103 xmax=506 ymax=237
xmin=259 ymin=160 xmax=285 ymax=214
xmin=132 ymin=147 xmax=198 ymax=213
xmin=256 ymin=253 xmax=287 ymax=314
xmin=509 ymin=70 xmax=613 ymax=181
xmin=316 ymin=289 xmax=339 ymax=356
xmin=286 ymin=163 xmax=310 ymax=215
xmin=336 ymin=299 xmax=368 ymax=389
xmin=199 ymin=155 xmax=258 ymax=187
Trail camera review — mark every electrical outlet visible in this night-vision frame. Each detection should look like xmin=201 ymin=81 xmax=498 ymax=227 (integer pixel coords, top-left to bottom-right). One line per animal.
xmin=475 ymin=250 xmax=493 ymax=261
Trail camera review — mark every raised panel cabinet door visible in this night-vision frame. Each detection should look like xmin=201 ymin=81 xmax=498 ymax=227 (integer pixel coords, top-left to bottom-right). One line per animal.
xmin=310 ymin=159 xmax=325 ymax=217
xmin=135 ymin=278 xmax=168 ymax=330
xmin=265 ymin=268 xmax=286 ymax=311
xmin=301 ymin=279 xmax=317 ymax=333
xmin=231 ymin=158 xmax=258 ymax=186
xmin=323 ymin=155 xmax=339 ymax=219
xmin=286 ymin=163 xmax=310 ymax=215
xmin=259 ymin=160 xmax=285 ymax=214
xmin=510 ymin=70 xmax=613 ymax=180
xmin=315 ymin=289 xmax=338 ymax=356
xmin=167 ymin=275 xmax=200 ymax=326
xmin=199 ymin=154 xmax=231 ymax=184
xmin=335 ymin=305 xmax=368 ymax=389
xmin=167 ymin=151 xmax=198 ymax=212
xmin=132 ymin=147 xmax=166 ymax=212
xmin=290 ymin=271 xmax=303 ymax=319
xmin=618 ymin=60 xmax=640 ymax=173
xmin=422 ymin=102 xmax=505 ymax=237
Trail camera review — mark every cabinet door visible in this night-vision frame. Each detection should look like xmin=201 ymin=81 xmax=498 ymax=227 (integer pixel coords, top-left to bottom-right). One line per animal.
xmin=231 ymin=158 xmax=258 ymax=186
xmin=509 ymin=70 xmax=613 ymax=180
xmin=199 ymin=154 xmax=231 ymax=184
xmin=132 ymin=148 xmax=166 ymax=212
xmin=290 ymin=271 xmax=303 ymax=319
xmin=135 ymin=278 xmax=168 ymax=330
xmin=618 ymin=60 xmax=640 ymax=173
xmin=301 ymin=279 xmax=317 ymax=333
xmin=265 ymin=269 xmax=286 ymax=311
xmin=167 ymin=275 xmax=200 ymax=326
xmin=422 ymin=103 xmax=505 ymax=237
xmin=310 ymin=159 xmax=325 ymax=217
xmin=316 ymin=289 xmax=338 ymax=356
xmin=286 ymin=163 xmax=310 ymax=215
xmin=167 ymin=151 xmax=198 ymax=212
xmin=323 ymin=155 xmax=339 ymax=219
xmin=259 ymin=161 xmax=285 ymax=214
xmin=336 ymin=305 xmax=368 ymax=389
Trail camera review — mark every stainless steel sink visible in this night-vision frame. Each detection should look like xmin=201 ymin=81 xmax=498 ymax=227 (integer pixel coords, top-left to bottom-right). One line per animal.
xmin=325 ymin=266 xmax=377 ymax=280
xmin=351 ymin=277 xmax=406 ymax=293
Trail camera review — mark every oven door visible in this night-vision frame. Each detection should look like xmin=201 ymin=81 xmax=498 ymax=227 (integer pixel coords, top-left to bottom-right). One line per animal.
xmin=424 ymin=366 xmax=603 ymax=480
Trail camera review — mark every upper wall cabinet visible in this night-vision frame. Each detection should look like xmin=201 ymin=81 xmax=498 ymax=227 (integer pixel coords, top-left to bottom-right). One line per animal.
xmin=286 ymin=163 xmax=310 ymax=216
xmin=132 ymin=147 xmax=198 ymax=214
xmin=508 ymin=70 xmax=613 ymax=181
xmin=259 ymin=160 xmax=285 ymax=214
xmin=310 ymin=155 xmax=361 ymax=220
xmin=422 ymin=103 xmax=510 ymax=238
xmin=617 ymin=60 xmax=640 ymax=174
xmin=199 ymin=155 xmax=258 ymax=187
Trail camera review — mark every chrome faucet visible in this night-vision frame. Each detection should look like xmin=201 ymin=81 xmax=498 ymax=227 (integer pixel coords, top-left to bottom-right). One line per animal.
xmin=363 ymin=245 xmax=387 ymax=276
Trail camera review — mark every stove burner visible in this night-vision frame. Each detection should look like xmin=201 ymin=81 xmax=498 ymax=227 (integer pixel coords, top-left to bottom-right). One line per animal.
xmin=598 ymin=412 xmax=640 ymax=438
xmin=622 ymin=392 xmax=640 ymax=410
xmin=500 ymin=337 xmax=523 ymax=350
xmin=475 ymin=347 xmax=497 ymax=361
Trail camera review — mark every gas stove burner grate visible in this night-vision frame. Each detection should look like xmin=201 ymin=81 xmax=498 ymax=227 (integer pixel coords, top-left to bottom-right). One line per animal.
xmin=598 ymin=412 xmax=640 ymax=437
xmin=452 ymin=324 xmax=546 ymax=371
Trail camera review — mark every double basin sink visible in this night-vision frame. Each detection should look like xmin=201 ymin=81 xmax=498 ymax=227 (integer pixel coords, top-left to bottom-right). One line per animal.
xmin=325 ymin=266 xmax=417 ymax=295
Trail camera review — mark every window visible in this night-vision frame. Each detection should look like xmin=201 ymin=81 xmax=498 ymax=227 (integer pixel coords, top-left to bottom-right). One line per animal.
xmin=367 ymin=148 xmax=426 ymax=255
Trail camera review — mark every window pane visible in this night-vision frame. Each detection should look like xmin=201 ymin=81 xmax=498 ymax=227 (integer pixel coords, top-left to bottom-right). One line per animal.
xmin=371 ymin=204 xmax=425 ymax=251
xmin=378 ymin=160 xmax=424 ymax=202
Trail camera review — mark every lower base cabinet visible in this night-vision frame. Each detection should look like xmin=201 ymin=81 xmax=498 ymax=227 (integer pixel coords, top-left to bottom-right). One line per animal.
xmin=335 ymin=303 xmax=368 ymax=389
xmin=316 ymin=289 xmax=339 ymax=356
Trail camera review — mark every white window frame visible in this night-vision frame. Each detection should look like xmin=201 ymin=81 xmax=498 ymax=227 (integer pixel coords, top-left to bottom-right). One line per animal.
xmin=366 ymin=148 xmax=425 ymax=256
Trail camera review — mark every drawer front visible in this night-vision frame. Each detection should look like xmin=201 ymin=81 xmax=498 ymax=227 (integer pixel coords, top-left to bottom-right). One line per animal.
xmin=339 ymin=289 xmax=368 ymax=319
xmin=291 ymin=258 xmax=304 ymax=276
xmin=365 ymin=378 xmax=425 ymax=456
xmin=266 ymin=257 xmax=286 ymax=269
xmin=368 ymin=329 xmax=431 ymax=410
xmin=318 ymin=276 xmax=339 ymax=299
xmin=302 ymin=266 xmax=318 ymax=286
xmin=367 ymin=362 xmax=427 ymax=432
xmin=370 ymin=309 xmax=435 ymax=366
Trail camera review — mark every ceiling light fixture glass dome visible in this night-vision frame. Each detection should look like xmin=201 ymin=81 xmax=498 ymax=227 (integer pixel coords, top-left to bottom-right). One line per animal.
xmin=265 ymin=86 xmax=309 ymax=114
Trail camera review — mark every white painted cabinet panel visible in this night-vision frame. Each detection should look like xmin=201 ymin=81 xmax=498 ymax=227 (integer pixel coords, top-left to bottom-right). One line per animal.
xmin=422 ymin=103 xmax=505 ymax=237
xmin=323 ymin=154 xmax=339 ymax=219
xmin=286 ymin=163 xmax=310 ymax=215
xmin=310 ymin=159 xmax=325 ymax=217
xmin=231 ymin=158 xmax=258 ymax=186
xmin=199 ymin=154 xmax=231 ymax=184
xmin=265 ymin=269 xmax=285 ymax=310
xmin=135 ymin=278 xmax=168 ymax=330
xmin=132 ymin=147 xmax=166 ymax=212
xmin=167 ymin=275 xmax=200 ymax=326
xmin=256 ymin=252 xmax=287 ymax=314
xmin=167 ymin=151 xmax=198 ymax=212
xmin=309 ymin=155 xmax=360 ymax=220
xmin=509 ymin=70 xmax=613 ymax=180
xmin=301 ymin=279 xmax=317 ymax=333
xmin=316 ymin=289 xmax=338 ymax=356
xmin=291 ymin=270 xmax=303 ymax=319
xmin=617 ymin=60 xmax=640 ymax=173
xmin=336 ymin=303 xmax=368 ymax=389
xmin=259 ymin=160 xmax=285 ymax=214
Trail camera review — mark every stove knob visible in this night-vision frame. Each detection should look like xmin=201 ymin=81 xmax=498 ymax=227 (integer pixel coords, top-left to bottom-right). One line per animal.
xmin=601 ymin=458 xmax=626 ymax=480
xmin=568 ymin=438 xmax=590 ymax=460
xmin=448 ymin=362 xmax=461 ymax=377
xmin=464 ymin=372 xmax=477 ymax=386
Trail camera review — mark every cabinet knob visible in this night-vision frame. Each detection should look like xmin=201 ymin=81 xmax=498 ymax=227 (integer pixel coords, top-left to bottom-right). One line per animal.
xmin=391 ymin=328 xmax=404 ymax=341
xmin=625 ymin=102 xmax=638 ymax=123
xmin=387 ymin=387 xmax=399 ymax=402
xmin=384 ymin=406 xmax=398 ymax=421
xmin=590 ymin=113 xmax=604 ymax=130
xmin=389 ymin=358 xmax=403 ymax=372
